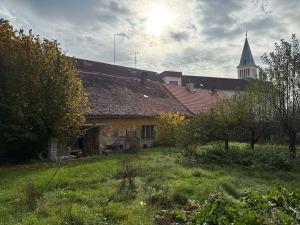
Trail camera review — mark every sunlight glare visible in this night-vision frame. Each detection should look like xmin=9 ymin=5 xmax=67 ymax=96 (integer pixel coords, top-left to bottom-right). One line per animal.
xmin=145 ymin=3 xmax=173 ymax=36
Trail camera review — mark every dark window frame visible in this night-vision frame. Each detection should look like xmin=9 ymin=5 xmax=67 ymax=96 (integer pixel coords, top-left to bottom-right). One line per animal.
xmin=141 ymin=125 xmax=155 ymax=140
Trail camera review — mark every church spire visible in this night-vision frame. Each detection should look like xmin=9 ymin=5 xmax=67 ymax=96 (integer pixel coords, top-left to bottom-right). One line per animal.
xmin=237 ymin=33 xmax=257 ymax=79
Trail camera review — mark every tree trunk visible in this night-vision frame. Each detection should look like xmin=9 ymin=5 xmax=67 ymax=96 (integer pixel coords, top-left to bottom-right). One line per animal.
xmin=288 ymin=130 xmax=297 ymax=158
xmin=224 ymin=139 xmax=229 ymax=150
xmin=250 ymin=129 xmax=255 ymax=150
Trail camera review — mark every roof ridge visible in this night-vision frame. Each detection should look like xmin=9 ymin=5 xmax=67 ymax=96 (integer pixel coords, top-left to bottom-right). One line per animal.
xmin=75 ymin=57 xmax=157 ymax=74
xmin=183 ymin=75 xmax=244 ymax=81
xmin=79 ymin=70 xmax=142 ymax=82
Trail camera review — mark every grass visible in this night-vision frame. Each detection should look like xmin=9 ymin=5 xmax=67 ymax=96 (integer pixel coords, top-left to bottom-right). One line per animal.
xmin=0 ymin=145 xmax=300 ymax=225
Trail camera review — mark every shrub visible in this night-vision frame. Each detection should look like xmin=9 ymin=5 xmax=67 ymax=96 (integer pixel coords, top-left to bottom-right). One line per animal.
xmin=187 ymin=144 xmax=297 ymax=170
xmin=156 ymin=112 xmax=185 ymax=147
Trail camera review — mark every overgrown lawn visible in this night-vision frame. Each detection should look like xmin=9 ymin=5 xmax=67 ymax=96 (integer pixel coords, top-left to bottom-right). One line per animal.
xmin=0 ymin=145 xmax=299 ymax=224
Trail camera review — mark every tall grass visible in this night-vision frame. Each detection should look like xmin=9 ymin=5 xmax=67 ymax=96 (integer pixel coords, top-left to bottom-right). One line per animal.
xmin=0 ymin=146 xmax=299 ymax=225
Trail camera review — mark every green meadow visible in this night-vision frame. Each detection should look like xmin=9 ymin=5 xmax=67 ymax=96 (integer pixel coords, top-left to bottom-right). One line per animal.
xmin=0 ymin=145 xmax=299 ymax=225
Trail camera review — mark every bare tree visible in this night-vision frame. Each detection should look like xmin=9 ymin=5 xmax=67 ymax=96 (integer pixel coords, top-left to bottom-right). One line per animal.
xmin=259 ymin=35 xmax=300 ymax=158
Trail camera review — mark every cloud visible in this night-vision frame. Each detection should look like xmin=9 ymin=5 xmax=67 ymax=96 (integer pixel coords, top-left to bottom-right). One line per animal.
xmin=0 ymin=0 xmax=299 ymax=78
xmin=169 ymin=31 xmax=189 ymax=42
xmin=195 ymin=0 xmax=243 ymax=40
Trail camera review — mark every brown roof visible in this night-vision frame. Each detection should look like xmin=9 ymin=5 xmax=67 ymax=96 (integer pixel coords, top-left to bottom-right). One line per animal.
xmin=182 ymin=75 xmax=250 ymax=91
xmin=76 ymin=58 xmax=161 ymax=81
xmin=80 ymin=72 xmax=191 ymax=117
xmin=164 ymin=84 xmax=228 ymax=113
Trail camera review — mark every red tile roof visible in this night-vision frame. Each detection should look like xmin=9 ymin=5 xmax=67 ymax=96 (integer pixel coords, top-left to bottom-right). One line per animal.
xmin=164 ymin=84 xmax=228 ymax=113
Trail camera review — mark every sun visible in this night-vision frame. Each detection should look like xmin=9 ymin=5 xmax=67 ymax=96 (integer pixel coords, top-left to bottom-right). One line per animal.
xmin=145 ymin=3 xmax=173 ymax=36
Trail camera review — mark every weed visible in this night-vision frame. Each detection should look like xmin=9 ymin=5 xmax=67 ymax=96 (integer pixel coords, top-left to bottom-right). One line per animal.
xmin=116 ymin=159 xmax=137 ymax=193
xmin=191 ymin=170 xmax=203 ymax=177
xmin=145 ymin=185 xmax=173 ymax=209
xmin=23 ymin=179 xmax=42 ymax=211
xmin=154 ymin=187 xmax=300 ymax=225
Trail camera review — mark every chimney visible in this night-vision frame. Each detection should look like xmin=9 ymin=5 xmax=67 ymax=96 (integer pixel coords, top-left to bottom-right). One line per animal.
xmin=186 ymin=79 xmax=194 ymax=91
xmin=141 ymin=72 xmax=147 ymax=85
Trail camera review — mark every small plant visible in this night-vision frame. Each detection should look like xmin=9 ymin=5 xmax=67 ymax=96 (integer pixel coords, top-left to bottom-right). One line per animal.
xmin=62 ymin=205 xmax=85 ymax=225
xmin=116 ymin=159 xmax=137 ymax=193
xmin=153 ymin=187 xmax=300 ymax=225
xmin=153 ymin=210 xmax=173 ymax=225
xmin=23 ymin=179 xmax=42 ymax=211
xmin=145 ymin=185 xmax=173 ymax=208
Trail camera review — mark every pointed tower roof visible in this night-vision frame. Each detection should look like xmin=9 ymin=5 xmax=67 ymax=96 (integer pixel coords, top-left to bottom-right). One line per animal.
xmin=237 ymin=37 xmax=256 ymax=68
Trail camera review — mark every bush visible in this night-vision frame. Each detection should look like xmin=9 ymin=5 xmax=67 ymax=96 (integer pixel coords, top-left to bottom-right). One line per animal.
xmin=6 ymin=138 xmax=43 ymax=162
xmin=154 ymin=187 xmax=300 ymax=225
xmin=156 ymin=112 xmax=185 ymax=147
xmin=187 ymin=144 xmax=297 ymax=170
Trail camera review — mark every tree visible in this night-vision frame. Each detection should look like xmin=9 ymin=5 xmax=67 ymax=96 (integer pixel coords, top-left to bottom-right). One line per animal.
xmin=259 ymin=35 xmax=300 ymax=158
xmin=182 ymin=99 xmax=237 ymax=150
xmin=231 ymin=84 xmax=273 ymax=149
xmin=0 ymin=19 xmax=89 ymax=161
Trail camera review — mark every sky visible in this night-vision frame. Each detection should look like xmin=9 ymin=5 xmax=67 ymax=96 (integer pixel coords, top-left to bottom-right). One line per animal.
xmin=0 ymin=0 xmax=299 ymax=78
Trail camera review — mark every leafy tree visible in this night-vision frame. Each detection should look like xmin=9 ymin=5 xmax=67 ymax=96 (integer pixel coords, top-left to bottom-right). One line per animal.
xmin=0 ymin=19 xmax=89 ymax=161
xmin=156 ymin=112 xmax=185 ymax=147
xmin=231 ymin=84 xmax=273 ymax=149
xmin=259 ymin=35 xmax=300 ymax=158
xmin=206 ymin=99 xmax=238 ymax=150
xmin=182 ymin=99 xmax=237 ymax=150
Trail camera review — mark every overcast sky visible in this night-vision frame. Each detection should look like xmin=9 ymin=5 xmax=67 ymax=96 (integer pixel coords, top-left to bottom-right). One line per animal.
xmin=0 ymin=0 xmax=299 ymax=78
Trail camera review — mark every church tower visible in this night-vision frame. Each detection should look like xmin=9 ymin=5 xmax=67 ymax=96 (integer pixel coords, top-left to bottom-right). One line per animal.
xmin=237 ymin=33 xmax=257 ymax=79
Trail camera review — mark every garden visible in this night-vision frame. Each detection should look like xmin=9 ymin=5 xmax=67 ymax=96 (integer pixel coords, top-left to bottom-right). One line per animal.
xmin=0 ymin=144 xmax=299 ymax=224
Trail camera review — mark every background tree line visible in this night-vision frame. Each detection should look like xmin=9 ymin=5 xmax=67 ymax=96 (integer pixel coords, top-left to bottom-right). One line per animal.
xmin=157 ymin=35 xmax=300 ymax=159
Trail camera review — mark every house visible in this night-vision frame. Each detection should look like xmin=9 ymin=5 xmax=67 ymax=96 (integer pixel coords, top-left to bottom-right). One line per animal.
xmin=62 ymin=59 xmax=190 ymax=158
xmin=48 ymin=35 xmax=256 ymax=160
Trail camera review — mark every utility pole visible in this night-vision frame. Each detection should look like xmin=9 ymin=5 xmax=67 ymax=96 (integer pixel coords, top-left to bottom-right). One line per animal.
xmin=134 ymin=51 xmax=138 ymax=68
xmin=114 ymin=34 xmax=116 ymax=64
xmin=114 ymin=33 xmax=124 ymax=64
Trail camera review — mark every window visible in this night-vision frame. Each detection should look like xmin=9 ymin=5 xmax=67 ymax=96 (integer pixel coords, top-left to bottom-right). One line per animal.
xmin=141 ymin=125 xmax=155 ymax=139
